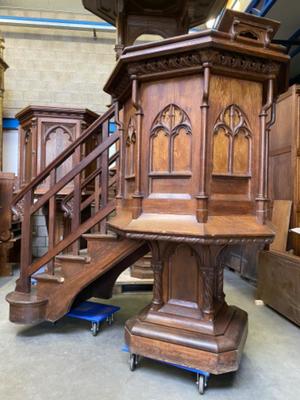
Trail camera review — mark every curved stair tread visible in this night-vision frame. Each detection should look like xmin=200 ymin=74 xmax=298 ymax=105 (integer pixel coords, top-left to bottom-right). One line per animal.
xmin=6 ymin=291 xmax=48 ymax=324
xmin=6 ymin=290 xmax=48 ymax=305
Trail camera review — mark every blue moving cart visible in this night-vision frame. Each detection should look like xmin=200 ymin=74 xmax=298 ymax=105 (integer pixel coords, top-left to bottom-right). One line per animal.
xmin=123 ymin=345 xmax=210 ymax=395
xmin=67 ymin=301 xmax=120 ymax=336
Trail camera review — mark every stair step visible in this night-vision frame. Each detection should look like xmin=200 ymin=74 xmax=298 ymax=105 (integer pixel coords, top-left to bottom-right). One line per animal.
xmin=6 ymin=290 xmax=48 ymax=305
xmin=6 ymin=290 xmax=48 ymax=324
xmin=55 ymin=254 xmax=91 ymax=264
xmin=82 ymin=233 xmax=117 ymax=241
xmin=33 ymin=273 xmax=65 ymax=284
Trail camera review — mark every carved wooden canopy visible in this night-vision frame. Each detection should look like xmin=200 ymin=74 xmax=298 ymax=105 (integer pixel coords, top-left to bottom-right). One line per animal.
xmin=82 ymin=0 xmax=226 ymax=27
xmin=82 ymin=0 xmax=227 ymax=55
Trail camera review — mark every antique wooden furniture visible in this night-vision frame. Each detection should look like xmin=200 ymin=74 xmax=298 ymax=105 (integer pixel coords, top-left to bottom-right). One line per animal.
xmin=257 ymin=250 xmax=300 ymax=326
xmin=269 ymin=85 xmax=300 ymax=255
xmin=0 ymin=172 xmax=15 ymax=276
xmin=0 ymin=34 xmax=9 ymax=170
xmin=16 ymin=106 xmax=99 ymax=192
xmin=6 ymin=4 xmax=288 ymax=385
xmin=101 ymin=9 xmax=289 ymax=375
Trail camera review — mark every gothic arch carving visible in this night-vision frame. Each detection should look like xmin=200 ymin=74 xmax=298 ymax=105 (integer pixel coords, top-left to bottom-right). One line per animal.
xmin=150 ymin=103 xmax=192 ymax=175
xmin=212 ymin=104 xmax=252 ymax=176
xmin=44 ymin=125 xmax=73 ymax=143
xmin=125 ymin=116 xmax=136 ymax=178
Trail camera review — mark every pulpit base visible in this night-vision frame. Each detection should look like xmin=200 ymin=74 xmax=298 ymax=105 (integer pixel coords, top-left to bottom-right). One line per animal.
xmin=125 ymin=305 xmax=248 ymax=375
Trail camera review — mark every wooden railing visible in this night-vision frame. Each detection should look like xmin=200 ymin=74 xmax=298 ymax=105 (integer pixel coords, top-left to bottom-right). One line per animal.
xmin=12 ymin=104 xmax=120 ymax=293
xmin=61 ymin=151 xmax=119 ymax=218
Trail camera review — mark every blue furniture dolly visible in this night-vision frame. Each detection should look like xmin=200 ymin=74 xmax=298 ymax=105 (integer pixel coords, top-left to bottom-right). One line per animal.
xmin=67 ymin=301 xmax=120 ymax=336
xmin=124 ymin=345 xmax=210 ymax=395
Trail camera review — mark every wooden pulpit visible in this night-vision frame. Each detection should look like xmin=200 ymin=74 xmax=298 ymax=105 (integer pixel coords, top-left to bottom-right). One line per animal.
xmin=104 ymin=9 xmax=289 ymax=374
xmin=16 ymin=106 xmax=98 ymax=193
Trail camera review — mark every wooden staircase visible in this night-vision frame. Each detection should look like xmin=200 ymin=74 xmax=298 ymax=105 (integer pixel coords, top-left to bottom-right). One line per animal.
xmin=6 ymin=104 xmax=149 ymax=324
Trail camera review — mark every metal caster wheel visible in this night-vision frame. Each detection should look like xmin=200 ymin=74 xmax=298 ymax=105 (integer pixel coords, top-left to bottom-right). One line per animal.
xmin=196 ymin=374 xmax=207 ymax=395
xmin=107 ymin=315 xmax=114 ymax=326
xmin=129 ymin=353 xmax=138 ymax=371
xmin=91 ymin=322 xmax=99 ymax=336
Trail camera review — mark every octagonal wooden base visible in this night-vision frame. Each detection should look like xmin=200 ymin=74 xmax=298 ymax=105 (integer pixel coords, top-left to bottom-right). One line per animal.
xmin=125 ymin=305 xmax=248 ymax=375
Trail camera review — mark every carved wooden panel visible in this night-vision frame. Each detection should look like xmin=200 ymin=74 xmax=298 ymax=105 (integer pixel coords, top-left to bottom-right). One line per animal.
xmin=168 ymin=244 xmax=199 ymax=305
xmin=125 ymin=116 xmax=136 ymax=179
xmin=150 ymin=104 xmax=192 ymax=175
xmin=212 ymin=104 xmax=252 ymax=177
xmin=43 ymin=123 xmax=74 ymax=181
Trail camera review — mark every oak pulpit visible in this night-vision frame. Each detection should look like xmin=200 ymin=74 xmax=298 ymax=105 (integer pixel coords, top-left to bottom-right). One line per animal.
xmin=104 ymin=9 xmax=289 ymax=375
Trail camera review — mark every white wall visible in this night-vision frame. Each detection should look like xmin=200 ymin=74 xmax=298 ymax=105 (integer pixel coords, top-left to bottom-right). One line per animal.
xmin=2 ymin=128 xmax=18 ymax=174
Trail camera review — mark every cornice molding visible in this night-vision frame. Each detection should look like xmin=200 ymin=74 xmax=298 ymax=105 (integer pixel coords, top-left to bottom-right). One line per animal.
xmin=109 ymin=48 xmax=281 ymax=100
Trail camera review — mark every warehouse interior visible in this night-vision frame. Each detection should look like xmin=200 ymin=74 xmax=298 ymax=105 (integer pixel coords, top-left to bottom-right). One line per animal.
xmin=0 ymin=1 xmax=299 ymax=399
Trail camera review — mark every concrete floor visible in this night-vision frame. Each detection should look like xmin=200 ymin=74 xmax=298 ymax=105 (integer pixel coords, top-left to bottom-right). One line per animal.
xmin=0 ymin=270 xmax=299 ymax=400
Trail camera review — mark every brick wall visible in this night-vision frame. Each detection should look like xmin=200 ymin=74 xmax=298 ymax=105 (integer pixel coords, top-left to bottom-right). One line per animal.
xmin=0 ymin=7 xmax=116 ymax=118
xmin=0 ymin=1 xmax=117 ymax=256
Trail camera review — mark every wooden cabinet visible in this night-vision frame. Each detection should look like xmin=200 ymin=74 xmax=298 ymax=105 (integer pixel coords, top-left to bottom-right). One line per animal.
xmin=269 ymin=85 xmax=300 ymax=254
xmin=0 ymin=172 xmax=15 ymax=276
xmin=257 ymin=250 xmax=300 ymax=326
xmin=16 ymin=106 xmax=99 ymax=192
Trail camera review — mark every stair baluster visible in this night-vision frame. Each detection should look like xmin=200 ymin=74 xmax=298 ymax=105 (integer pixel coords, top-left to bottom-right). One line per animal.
xmin=100 ymin=119 xmax=109 ymax=233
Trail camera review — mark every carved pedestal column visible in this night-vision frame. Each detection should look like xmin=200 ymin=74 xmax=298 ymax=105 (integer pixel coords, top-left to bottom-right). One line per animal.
xmin=125 ymin=239 xmax=250 ymax=374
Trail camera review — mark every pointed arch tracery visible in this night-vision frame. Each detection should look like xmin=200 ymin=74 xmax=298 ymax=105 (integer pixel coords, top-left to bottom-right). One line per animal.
xmin=149 ymin=103 xmax=192 ymax=175
xmin=212 ymin=104 xmax=252 ymax=177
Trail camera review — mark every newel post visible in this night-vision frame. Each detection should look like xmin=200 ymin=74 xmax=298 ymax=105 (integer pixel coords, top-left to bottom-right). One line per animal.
xmin=17 ymin=190 xmax=33 ymax=293
xmin=47 ymin=169 xmax=56 ymax=274
xmin=71 ymin=145 xmax=82 ymax=254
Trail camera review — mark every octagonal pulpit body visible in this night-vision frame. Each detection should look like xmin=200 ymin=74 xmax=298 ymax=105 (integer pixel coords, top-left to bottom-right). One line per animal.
xmin=105 ymin=10 xmax=289 ymax=375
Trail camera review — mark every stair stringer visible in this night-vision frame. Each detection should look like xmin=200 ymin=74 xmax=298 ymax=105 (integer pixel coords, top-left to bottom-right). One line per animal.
xmin=42 ymin=239 xmax=149 ymax=322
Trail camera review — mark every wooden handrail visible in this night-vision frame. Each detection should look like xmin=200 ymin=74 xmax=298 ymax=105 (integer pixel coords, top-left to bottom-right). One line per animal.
xmin=12 ymin=104 xmax=115 ymax=207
